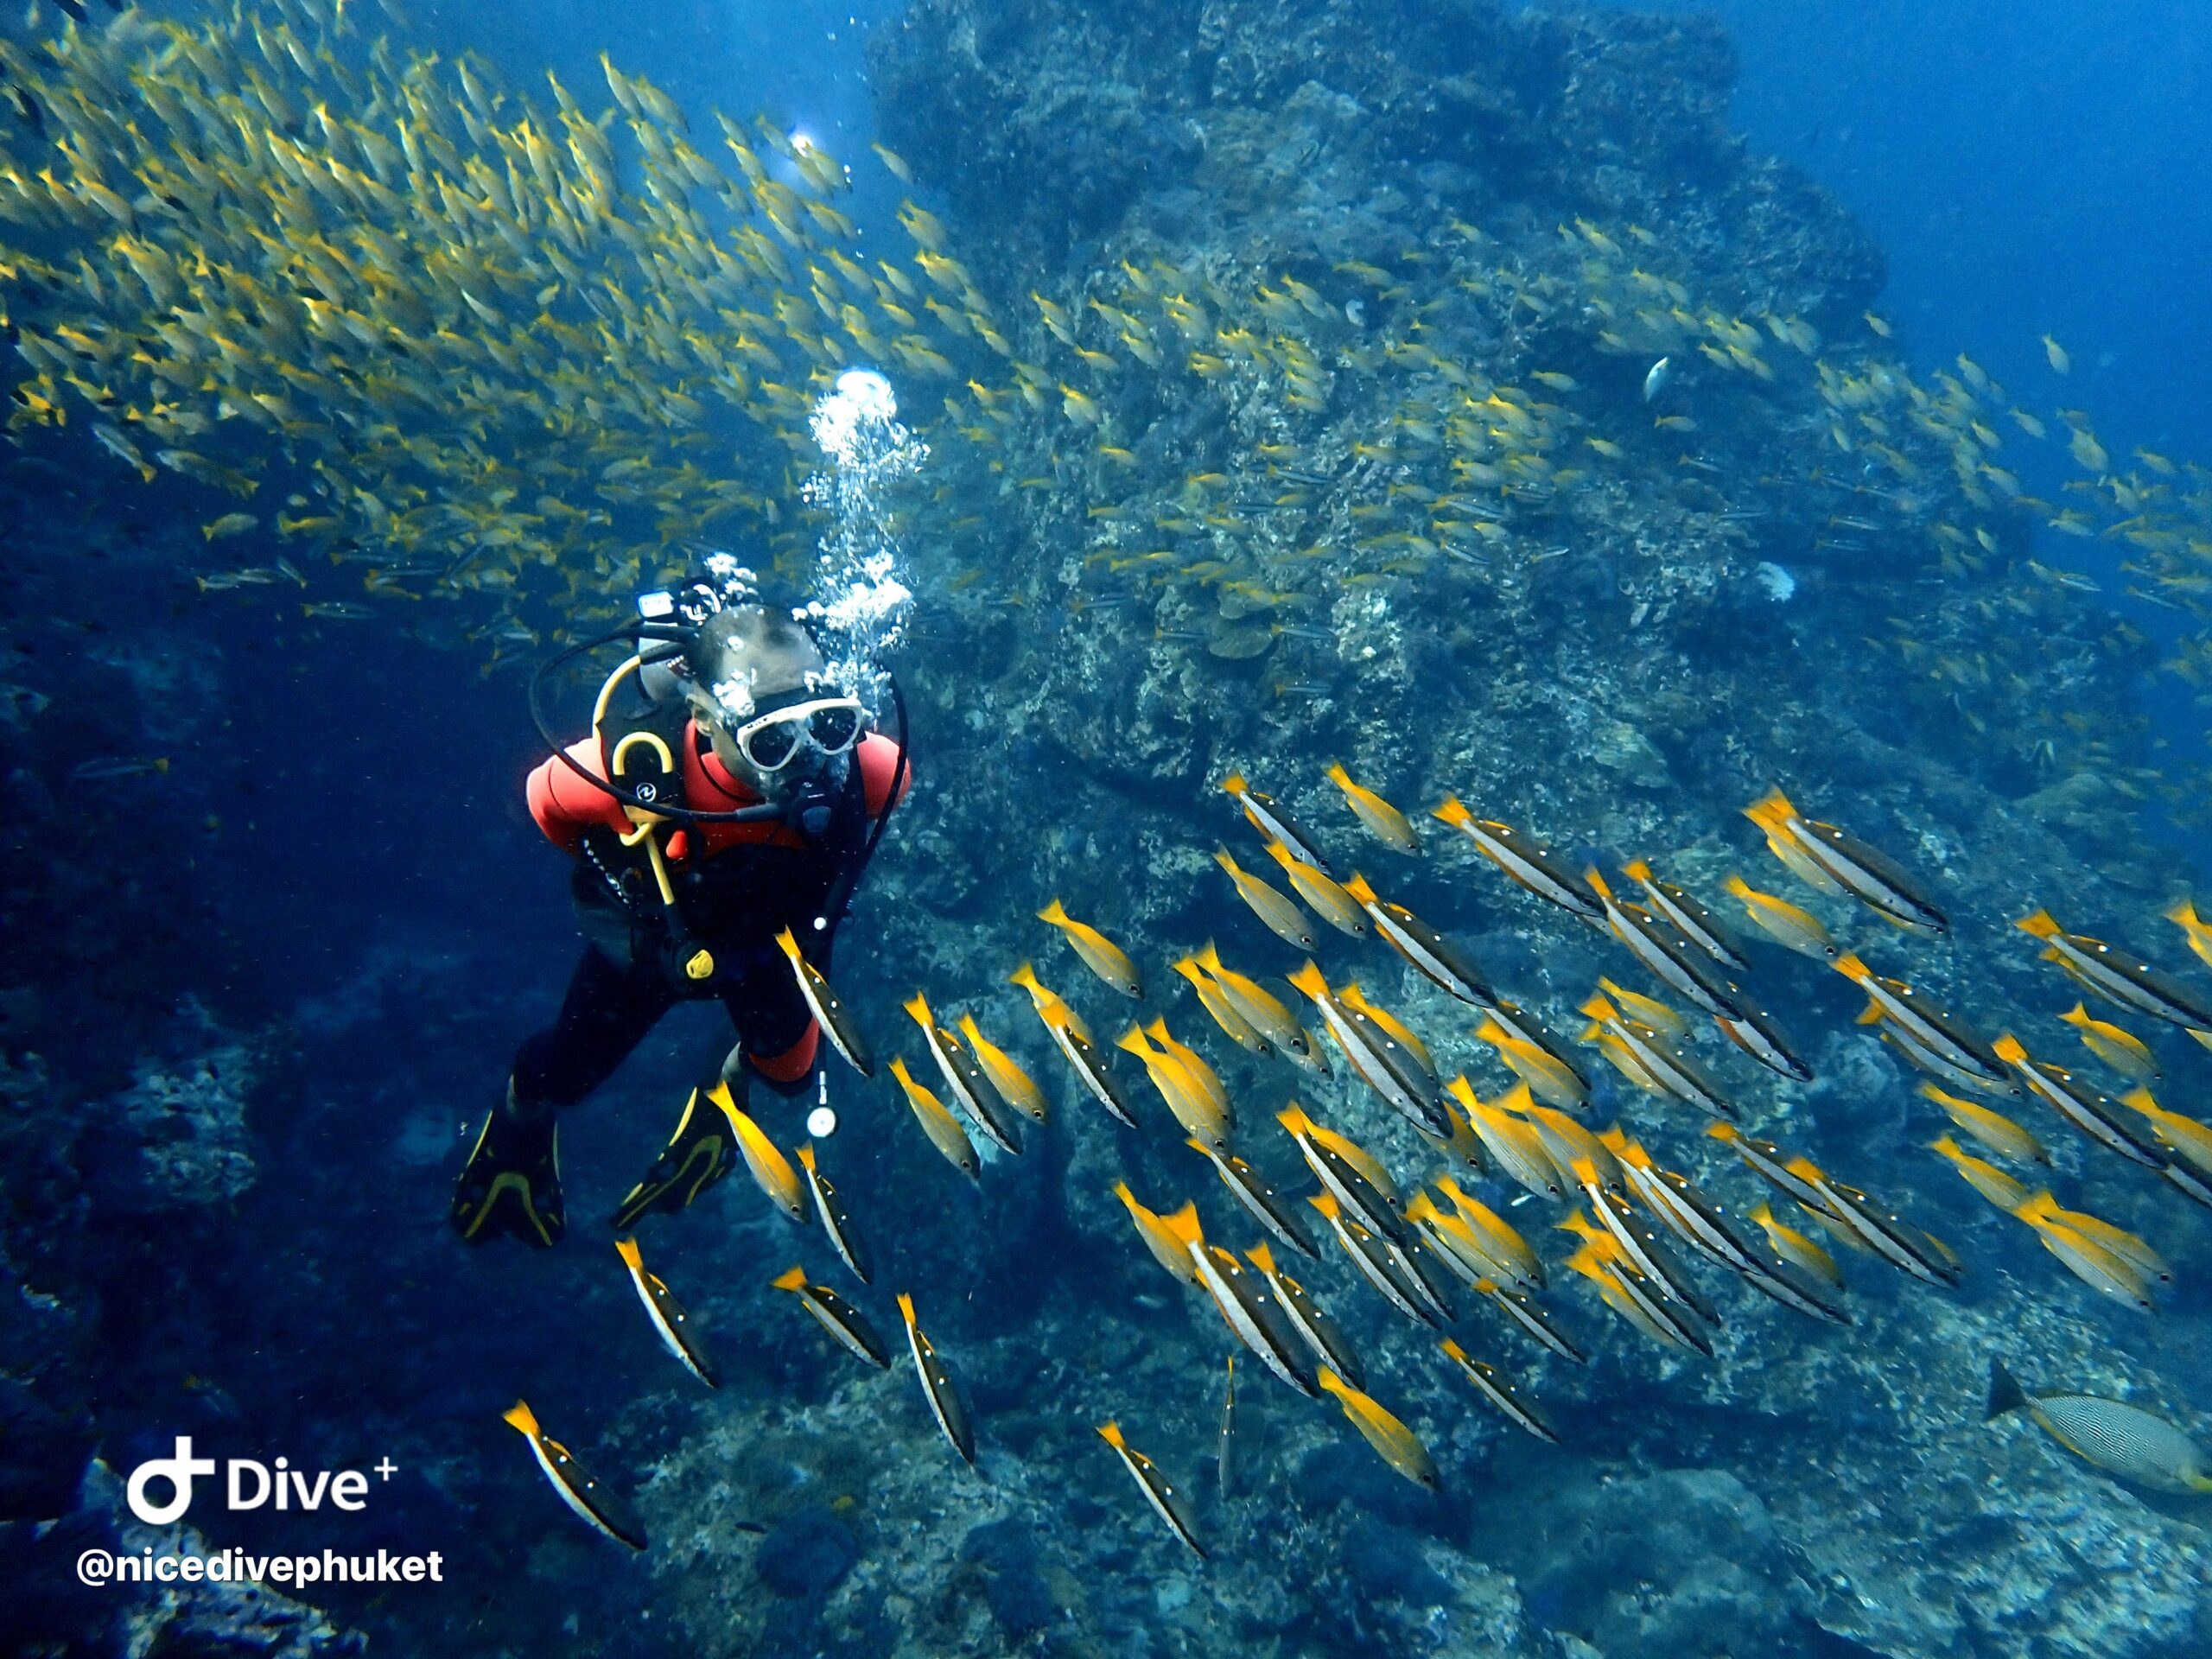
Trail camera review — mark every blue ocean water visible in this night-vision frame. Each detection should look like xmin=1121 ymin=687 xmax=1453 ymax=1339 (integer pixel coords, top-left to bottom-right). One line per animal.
xmin=3 ymin=2 xmax=2211 ymax=1656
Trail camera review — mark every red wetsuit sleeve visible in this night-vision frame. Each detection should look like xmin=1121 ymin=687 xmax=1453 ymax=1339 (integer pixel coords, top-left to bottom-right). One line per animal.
xmin=857 ymin=731 xmax=912 ymax=817
xmin=526 ymin=738 xmax=626 ymax=854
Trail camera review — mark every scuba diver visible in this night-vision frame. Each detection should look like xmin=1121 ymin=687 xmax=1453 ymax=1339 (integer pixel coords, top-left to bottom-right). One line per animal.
xmin=451 ymin=561 xmax=910 ymax=1247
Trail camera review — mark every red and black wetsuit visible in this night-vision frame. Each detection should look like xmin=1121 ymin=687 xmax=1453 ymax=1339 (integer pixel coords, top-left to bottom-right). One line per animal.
xmin=511 ymin=721 xmax=908 ymax=1108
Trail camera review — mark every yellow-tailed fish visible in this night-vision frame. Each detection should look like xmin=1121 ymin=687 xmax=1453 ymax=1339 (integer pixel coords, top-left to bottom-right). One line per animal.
xmin=1435 ymin=1176 xmax=1544 ymax=1290
xmin=1578 ymin=995 xmax=1734 ymax=1120
xmin=708 ymin=1083 xmax=807 ymax=1223
xmin=1324 ymin=761 xmax=1420 ymax=854
xmin=1222 ymin=772 xmax=1334 ymax=873
xmin=2017 ymin=910 xmax=2212 ymax=1040
xmin=2164 ymin=898 xmax=2212 ymax=974
xmin=1745 ymin=789 xmax=1948 ymax=933
xmin=773 ymin=927 xmax=874 ymax=1076
xmin=1987 ymin=1358 xmax=2212 ymax=1493
xmin=1116 ymin=1024 xmax=1229 ymax=1149
xmin=1262 ymin=838 xmax=1370 ymax=937
xmin=1990 ymin=1034 xmax=2165 ymax=1166
xmin=1720 ymin=874 xmax=1834 ymax=960
xmin=1342 ymin=873 xmax=1497 ymax=1005
xmin=502 ymin=1400 xmax=647 ymax=1550
xmin=1039 ymin=897 xmax=1143 ymax=997
xmin=1449 ymin=1078 xmax=1569 ymax=1200
xmin=1096 ymin=1422 xmax=1205 ymax=1556
xmin=1433 ymin=798 xmax=1603 ymax=920
xmin=1622 ymin=859 xmax=1746 ymax=969
xmin=896 ymin=1294 xmax=976 ymax=1463
xmin=1245 ymin=1242 xmax=1364 ymax=1387
xmin=1160 ymin=1205 xmax=1321 ymax=1396
xmin=1594 ymin=976 xmax=1690 ymax=1040
xmin=1009 ymin=961 xmax=1092 ymax=1044
xmin=1918 ymin=1083 xmax=2050 ymax=1166
xmin=614 ymin=1236 xmax=718 ymax=1388
xmin=1148 ymin=1017 xmax=1229 ymax=1116
xmin=1039 ymin=997 xmax=1139 ymax=1127
xmin=957 ymin=1013 xmax=1050 ymax=1123
xmin=1288 ymin=963 xmax=1448 ymax=1135
xmin=2009 ymin=1194 xmax=2158 ymax=1312
xmin=2057 ymin=1003 xmax=2159 ymax=1082
xmin=1584 ymin=868 xmax=1746 ymax=1020
xmin=1276 ymin=1103 xmax=1406 ymax=1240
xmin=888 ymin=1056 xmax=980 ymax=1181
xmin=1475 ymin=1014 xmax=1589 ymax=1111
xmin=1214 ymin=848 xmax=1318 ymax=949
xmin=1929 ymin=1135 xmax=2032 ymax=1213
xmin=1194 ymin=943 xmax=1308 ymax=1058
xmin=1190 ymin=1140 xmax=1319 ymax=1258
xmin=1113 ymin=1184 xmax=1203 ymax=1286
xmin=1781 ymin=1152 xmax=1961 ymax=1287
xmin=1174 ymin=956 xmax=1271 ymax=1055
xmin=1748 ymin=1201 xmax=1842 ymax=1290
xmin=794 ymin=1144 xmax=871 ymax=1284
xmin=1560 ymin=1232 xmax=1713 ymax=1357
xmin=1834 ymin=953 xmax=2011 ymax=1093
xmin=770 ymin=1266 xmax=892 ymax=1368
xmin=2120 ymin=1088 xmax=2212 ymax=1208
xmin=1440 ymin=1340 xmax=1560 ymax=1444
xmin=1707 ymin=1122 xmax=1834 ymax=1216
xmin=906 ymin=993 xmax=1023 ymax=1154
xmin=1316 ymin=1367 xmax=1441 ymax=1490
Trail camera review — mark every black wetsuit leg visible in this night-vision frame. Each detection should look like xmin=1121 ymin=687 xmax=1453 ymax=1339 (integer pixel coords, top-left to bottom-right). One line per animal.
xmin=718 ymin=938 xmax=822 ymax=1098
xmin=511 ymin=946 xmax=679 ymax=1109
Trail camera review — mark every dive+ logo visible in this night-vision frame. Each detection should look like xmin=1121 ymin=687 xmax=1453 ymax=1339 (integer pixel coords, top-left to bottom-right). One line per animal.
xmin=125 ymin=1438 xmax=398 ymax=1525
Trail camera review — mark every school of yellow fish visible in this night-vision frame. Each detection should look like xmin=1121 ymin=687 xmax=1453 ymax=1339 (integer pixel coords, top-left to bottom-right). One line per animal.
xmin=10 ymin=0 xmax=2212 ymax=752
xmin=693 ymin=760 xmax=2212 ymax=1551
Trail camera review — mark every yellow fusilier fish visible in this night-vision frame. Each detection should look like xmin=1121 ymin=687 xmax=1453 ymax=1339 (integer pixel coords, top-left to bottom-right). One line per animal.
xmin=897 ymin=1294 xmax=976 ymax=1464
xmin=1721 ymin=874 xmax=1834 ymax=960
xmin=1010 ymin=961 xmax=1091 ymax=1044
xmin=1262 ymin=838 xmax=1370 ymax=937
xmin=1038 ymin=898 xmax=1143 ymax=997
xmin=1741 ymin=791 xmax=1848 ymax=897
xmin=1190 ymin=1140 xmax=1319 ymax=1258
xmin=1096 ymin=1422 xmax=1205 ymax=1556
xmin=1578 ymin=995 xmax=1734 ymax=1121
xmin=1990 ymin=1034 xmax=2165 ymax=1167
xmin=2057 ymin=1003 xmax=2158 ymax=1082
xmin=887 ymin=1056 xmax=980 ymax=1181
xmin=1038 ymin=995 xmax=1139 ymax=1127
xmin=1448 ymin=1078 xmax=1568 ymax=1201
xmin=1324 ymin=761 xmax=1420 ymax=854
xmin=1158 ymin=1205 xmax=1323 ymax=1396
xmin=1834 ymin=953 xmax=2012 ymax=1096
xmin=1246 ymin=1243 xmax=1365 ymax=1386
xmin=1116 ymin=1025 xmax=1229 ymax=1150
xmin=1197 ymin=944 xmax=1319 ymax=1067
xmin=1276 ymin=1103 xmax=1406 ymax=1243
xmin=614 ymin=1237 xmax=718 ymax=1389
xmin=957 ymin=1013 xmax=1049 ymax=1123
xmin=1432 ymin=798 xmax=1604 ymax=921
xmin=2120 ymin=1088 xmax=2212 ymax=1208
xmin=1621 ymin=860 xmax=1747 ymax=969
xmin=1918 ymin=1083 xmax=2050 ymax=1166
xmin=1337 ymin=982 xmax=1439 ymax=1085
xmin=1560 ymin=1230 xmax=1713 ymax=1357
xmin=1988 ymin=1358 xmax=2212 ymax=1494
xmin=1434 ymin=1176 xmax=1544 ymax=1290
xmin=1173 ymin=956 xmax=1271 ymax=1056
xmin=1475 ymin=1014 xmax=1589 ymax=1111
xmin=1739 ymin=793 xmax=1948 ymax=930
xmin=773 ymin=927 xmax=874 ymax=1076
xmin=1113 ymin=1183 xmax=1203 ymax=1286
xmin=2009 ymin=1192 xmax=2163 ymax=1313
xmin=1316 ymin=1368 xmax=1440 ymax=1490
xmin=502 ymin=1400 xmax=647 ymax=1550
xmin=1342 ymin=874 xmax=1497 ymax=1006
xmin=1222 ymin=772 xmax=1336 ymax=874
xmin=1928 ymin=1135 xmax=2032 ymax=1213
xmin=2016 ymin=910 xmax=2212 ymax=1042
xmin=2041 ymin=334 xmax=2071 ymax=374
xmin=794 ymin=1145 xmax=872 ymax=1284
xmin=1214 ymin=848 xmax=1318 ymax=949
xmin=771 ymin=1267 xmax=892 ymax=1368
xmin=707 ymin=1082 xmax=807 ymax=1223
xmin=202 ymin=512 xmax=259 ymax=542
xmin=1595 ymin=976 xmax=1689 ymax=1040
xmin=1781 ymin=1148 xmax=1961 ymax=1287
xmin=1748 ymin=1201 xmax=1843 ymax=1290
xmin=1289 ymin=963 xmax=1447 ymax=1135
xmin=906 ymin=993 xmax=1023 ymax=1154
xmin=1148 ymin=1017 xmax=1229 ymax=1119
xmin=2164 ymin=898 xmax=2212 ymax=973
xmin=1440 ymin=1340 xmax=1560 ymax=1445
xmin=1584 ymin=868 xmax=1747 ymax=1023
